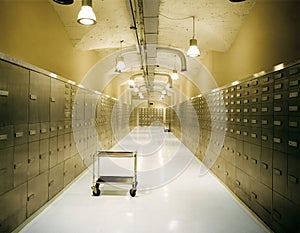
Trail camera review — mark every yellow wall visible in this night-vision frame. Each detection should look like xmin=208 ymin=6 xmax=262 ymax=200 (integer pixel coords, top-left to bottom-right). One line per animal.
xmin=0 ymin=1 xmax=99 ymax=83
xmin=211 ymin=0 xmax=300 ymax=86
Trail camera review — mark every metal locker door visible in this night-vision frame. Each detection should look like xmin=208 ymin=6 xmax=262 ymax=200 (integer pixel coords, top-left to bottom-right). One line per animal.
xmin=10 ymin=64 xmax=29 ymax=124
xmin=273 ymin=150 xmax=288 ymax=197
xmin=212 ymin=156 xmax=225 ymax=181
xmin=27 ymin=171 xmax=49 ymax=217
xmin=248 ymin=143 xmax=261 ymax=179
xmin=40 ymin=122 xmax=49 ymax=140
xmin=63 ymin=157 xmax=74 ymax=187
xmin=235 ymin=139 xmax=243 ymax=170
xmin=36 ymin=72 xmax=50 ymax=122
xmin=64 ymin=120 xmax=71 ymax=134
xmin=287 ymin=154 xmax=300 ymax=206
xmin=70 ymin=132 xmax=77 ymax=156
xmin=28 ymin=123 xmax=40 ymax=143
xmin=14 ymin=124 xmax=28 ymax=146
xmin=39 ymin=139 xmax=49 ymax=173
xmin=50 ymin=78 xmax=64 ymax=123
xmin=75 ymin=89 xmax=85 ymax=121
xmin=48 ymin=163 xmax=64 ymax=199
xmin=260 ymin=147 xmax=273 ymax=188
xmin=57 ymin=121 xmax=64 ymax=136
xmin=235 ymin=168 xmax=250 ymax=206
xmin=49 ymin=121 xmax=57 ymax=138
xmin=241 ymin=142 xmax=251 ymax=175
xmin=0 ymin=183 xmax=27 ymax=232
xmin=29 ymin=71 xmax=40 ymax=123
xmin=249 ymin=179 xmax=272 ymax=227
xmin=49 ymin=136 xmax=58 ymax=168
xmin=63 ymin=133 xmax=71 ymax=161
xmin=0 ymin=60 xmax=13 ymax=124
xmin=50 ymin=78 xmax=58 ymax=122
xmin=250 ymin=179 xmax=272 ymax=214
xmin=74 ymin=153 xmax=84 ymax=177
xmin=0 ymin=125 xmax=13 ymax=149
xmin=57 ymin=80 xmax=65 ymax=122
xmin=13 ymin=144 xmax=28 ymax=187
xmin=224 ymin=160 xmax=236 ymax=191
xmin=84 ymin=92 xmax=92 ymax=121
xmin=57 ymin=134 xmax=64 ymax=164
xmin=28 ymin=141 xmax=39 ymax=180
xmin=272 ymin=191 xmax=299 ymax=233
xmin=0 ymin=147 xmax=13 ymax=195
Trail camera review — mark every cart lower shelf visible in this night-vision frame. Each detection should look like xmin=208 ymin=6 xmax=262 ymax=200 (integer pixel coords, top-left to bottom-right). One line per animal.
xmin=91 ymin=176 xmax=137 ymax=197
xmin=91 ymin=150 xmax=137 ymax=197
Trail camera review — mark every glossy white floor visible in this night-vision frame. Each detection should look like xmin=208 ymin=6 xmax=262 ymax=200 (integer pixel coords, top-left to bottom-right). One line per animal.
xmin=19 ymin=127 xmax=271 ymax=233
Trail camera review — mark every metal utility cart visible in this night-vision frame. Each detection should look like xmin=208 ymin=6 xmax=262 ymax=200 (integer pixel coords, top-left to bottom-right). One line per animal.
xmin=91 ymin=151 xmax=137 ymax=197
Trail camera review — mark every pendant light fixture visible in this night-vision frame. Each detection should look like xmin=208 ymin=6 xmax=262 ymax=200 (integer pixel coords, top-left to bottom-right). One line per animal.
xmin=187 ymin=16 xmax=200 ymax=57
xmin=128 ymin=78 xmax=135 ymax=87
xmin=77 ymin=0 xmax=96 ymax=26
xmin=171 ymin=70 xmax=179 ymax=80
xmin=171 ymin=55 xmax=179 ymax=80
xmin=116 ymin=40 xmax=126 ymax=72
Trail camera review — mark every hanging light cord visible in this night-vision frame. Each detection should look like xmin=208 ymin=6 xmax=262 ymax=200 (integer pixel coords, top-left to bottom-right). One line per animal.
xmin=120 ymin=40 xmax=124 ymax=51
xmin=173 ymin=55 xmax=177 ymax=70
xmin=192 ymin=16 xmax=195 ymax=39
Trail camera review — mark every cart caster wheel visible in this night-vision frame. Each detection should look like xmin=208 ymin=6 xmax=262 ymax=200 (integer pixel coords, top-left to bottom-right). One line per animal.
xmin=92 ymin=186 xmax=100 ymax=196
xmin=130 ymin=189 xmax=136 ymax=197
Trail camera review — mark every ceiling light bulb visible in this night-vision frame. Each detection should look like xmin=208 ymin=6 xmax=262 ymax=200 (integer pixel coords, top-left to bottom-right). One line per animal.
xmin=171 ymin=70 xmax=179 ymax=80
xmin=187 ymin=39 xmax=200 ymax=57
xmin=128 ymin=79 xmax=135 ymax=87
xmin=166 ymin=83 xmax=172 ymax=90
xmin=162 ymin=89 xmax=167 ymax=95
xmin=138 ymin=92 xmax=144 ymax=99
xmin=77 ymin=0 xmax=96 ymax=26
xmin=116 ymin=56 xmax=126 ymax=72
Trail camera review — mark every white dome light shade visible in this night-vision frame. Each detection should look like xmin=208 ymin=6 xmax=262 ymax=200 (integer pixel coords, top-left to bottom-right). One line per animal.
xmin=171 ymin=70 xmax=179 ymax=80
xmin=166 ymin=83 xmax=171 ymax=90
xmin=77 ymin=5 xmax=96 ymax=25
xmin=187 ymin=39 xmax=200 ymax=57
xmin=128 ymin=79 xmax=135 ymax=87
xmin=116 ymin=56 xmax=126 ymax=72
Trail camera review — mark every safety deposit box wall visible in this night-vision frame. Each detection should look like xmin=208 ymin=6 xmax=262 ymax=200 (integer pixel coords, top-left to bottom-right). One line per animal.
xmin=171 ymin=62 xmax=300 ymax=233
xmin=0 ymin=56 xmax=132 ymax=232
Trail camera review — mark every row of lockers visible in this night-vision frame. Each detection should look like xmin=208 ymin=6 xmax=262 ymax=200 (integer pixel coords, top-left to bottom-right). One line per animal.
xmin=0 ymin=153 xmax=85 ymax=232
xmin=171 ymin=62 xmax=300 ymax=233
xmin=0 ymin=56 xmax=133 ymax=232
xmin=0 ymin=61 xmax=81 ymax=125
xmin=138 ymin=107 xmax=164 ymax=126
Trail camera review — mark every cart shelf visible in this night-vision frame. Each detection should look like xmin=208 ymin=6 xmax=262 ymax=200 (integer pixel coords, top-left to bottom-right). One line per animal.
xmin=91 ymin=150 xmax=137 ymax=197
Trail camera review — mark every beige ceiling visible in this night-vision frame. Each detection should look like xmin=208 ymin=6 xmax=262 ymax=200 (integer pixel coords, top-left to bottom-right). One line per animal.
xmin=49 ymin=0 xmax=255 ymax=53
xmin=49 ymin=0 xmax=256 ymax=102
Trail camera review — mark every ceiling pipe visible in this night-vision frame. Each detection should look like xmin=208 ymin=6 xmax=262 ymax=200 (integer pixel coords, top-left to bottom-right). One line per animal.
xmin=130 ymin=72 xmax=173 ymax=89
xmin=117 ymin=46 xmax=187 ymax=73
xmin=157 ymin=46 xmax=187 ymax=72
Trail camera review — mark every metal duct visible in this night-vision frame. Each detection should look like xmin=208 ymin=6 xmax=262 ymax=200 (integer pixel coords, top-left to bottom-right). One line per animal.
xmin=157 ymin=46 xmax=187 ymax=72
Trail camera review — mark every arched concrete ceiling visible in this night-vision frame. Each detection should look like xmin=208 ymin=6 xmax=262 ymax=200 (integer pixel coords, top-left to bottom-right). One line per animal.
xmin=49 ymin=0 xmax=256 ymax=102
